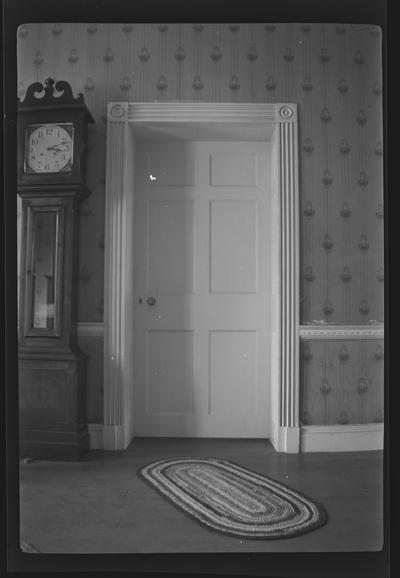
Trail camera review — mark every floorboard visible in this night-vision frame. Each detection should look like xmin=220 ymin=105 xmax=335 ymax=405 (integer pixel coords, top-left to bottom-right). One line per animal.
xmin=19 ymin=439 xmax=384 ymax=553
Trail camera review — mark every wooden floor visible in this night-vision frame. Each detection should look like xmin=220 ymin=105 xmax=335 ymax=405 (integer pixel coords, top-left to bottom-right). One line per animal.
xmin=19 ymin=439 xmax=383 ymax=553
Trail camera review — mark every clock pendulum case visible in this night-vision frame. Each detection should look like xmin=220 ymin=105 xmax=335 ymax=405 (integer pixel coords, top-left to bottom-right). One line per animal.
xmin=17 ymin=78 xmax=94 ymax=459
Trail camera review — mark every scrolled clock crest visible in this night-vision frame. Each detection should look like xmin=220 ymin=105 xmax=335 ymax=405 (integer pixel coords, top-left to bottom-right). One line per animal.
xmin=18 ymin=77 xmax=85 ymax=107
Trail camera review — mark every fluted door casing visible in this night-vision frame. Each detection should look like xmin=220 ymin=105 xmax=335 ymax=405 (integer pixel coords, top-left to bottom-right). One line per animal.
xmin=103 ymin=102 xmax=300 ymax=450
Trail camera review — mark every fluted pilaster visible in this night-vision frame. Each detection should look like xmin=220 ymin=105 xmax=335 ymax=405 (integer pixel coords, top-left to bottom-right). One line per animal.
xmin=103 ymin=103 xmax=128 ymax=443
xmin=278 ymin=106 xmax=300 ymax=431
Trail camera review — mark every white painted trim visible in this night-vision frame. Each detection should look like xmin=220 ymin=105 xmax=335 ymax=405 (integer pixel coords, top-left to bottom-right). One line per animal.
xmin=104 ymin=102 xmax=300 ymax=452
xmin=88 ymin=423 xmax=103 ymax=449
xmin=278 ymin=120 xmax=300 ymax=431
xmin=270 ymin=427 xmax=300 ymax=453
xmin=88 ymin=423 xmax=132 ymax=450
xmin=102 ymin=425 xmax=127 ymax=450
xmin=125 ymin=102 xmax=297 ymax=124
xmin=299 ymin=325 xmax=384 ymax=339
xmin=76 ymin=322 xmax=105 ymax=337
xmin=300 ymin=424 xmax=384 ymax=452
xmin=103 ymin=114 xmax=127 ymax=444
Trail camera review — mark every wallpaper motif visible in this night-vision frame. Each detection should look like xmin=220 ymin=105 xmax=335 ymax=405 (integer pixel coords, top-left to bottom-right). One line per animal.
xmin=300 ymin=339 xmax=384 ymax=425
xmin=17 ymin=24 xmax=384 ymax=425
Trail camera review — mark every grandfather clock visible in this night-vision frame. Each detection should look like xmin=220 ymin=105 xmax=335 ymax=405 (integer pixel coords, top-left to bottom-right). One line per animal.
xmin=17 ymin=78 xmax=94 ymax=460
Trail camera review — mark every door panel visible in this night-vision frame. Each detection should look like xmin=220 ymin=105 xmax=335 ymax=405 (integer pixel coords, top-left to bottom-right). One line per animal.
xmin=209 ymin=330 xmax=258 ymax=415
xmin=146 ymin=330 xmax=194 ymax=414
xmin=134 ymin=140 xmax=272 ymax=437
xmin=209 ymin=153 xmax=258 ymax=187
xmin=147 ymin=154 xmax=196 ymax=186
xmin=210 ymin=200 xmax=258 ymax=293
xmin=148 ymin=200 xmax=194 ymax=293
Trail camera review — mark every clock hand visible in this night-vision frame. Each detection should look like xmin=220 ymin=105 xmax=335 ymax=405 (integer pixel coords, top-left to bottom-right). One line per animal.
xmin=47 ymin=143 xmax=70 ymax=151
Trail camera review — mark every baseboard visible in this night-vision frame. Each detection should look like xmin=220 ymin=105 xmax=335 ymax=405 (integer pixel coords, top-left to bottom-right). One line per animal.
xmin=88 ymin=423 xmax=131 ymax=450
xmin=20 ymin=426 xmax=90 ymax=460
xmin=90 ymin=423 xmax=383 ymax=453
xmin=88 ymin=423 xmax=104 ymax=449
xmin=300 ymin=423 xmax=384 ymax=452
xmin=102 ymin=424 xmax=127 ymax=450
xmin=270 ymin=426 xmax=300 ymax=453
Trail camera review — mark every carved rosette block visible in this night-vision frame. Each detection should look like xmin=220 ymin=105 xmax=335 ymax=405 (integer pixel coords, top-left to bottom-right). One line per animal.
xmin=108 ymin=102 xmax=129 ymax=123
xmin=278 ymin=104 xmax=297 ymax=122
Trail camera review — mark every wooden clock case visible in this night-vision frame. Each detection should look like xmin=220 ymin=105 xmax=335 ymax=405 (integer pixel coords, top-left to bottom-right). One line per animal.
xmin=17 ymin=78 xmax=94 ymax=460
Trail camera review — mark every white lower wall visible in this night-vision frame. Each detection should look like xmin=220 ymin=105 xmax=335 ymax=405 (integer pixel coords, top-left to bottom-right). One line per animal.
xmin=300 ymin=423 xmax=384 ymax=452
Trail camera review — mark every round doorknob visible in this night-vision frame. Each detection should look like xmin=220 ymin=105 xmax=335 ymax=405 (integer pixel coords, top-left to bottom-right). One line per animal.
xmin=146 ymin=296 xmax=157 ymax=306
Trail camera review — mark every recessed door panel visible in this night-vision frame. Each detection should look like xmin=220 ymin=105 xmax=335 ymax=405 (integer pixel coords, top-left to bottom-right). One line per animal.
xmin=146 ymin=330 xmax=194 ymax=414
xmin=210 ymin=153 xmax=258 ymax=187
xmin=147 ymin=154 xmax=195 ymax=186
xmin=148 ymin=200 xmax=194 ymax=293
xmin=209 ymin=331 xmax=258 ymax=415
xmin=210 ymin=200 xmax=258 ymax=294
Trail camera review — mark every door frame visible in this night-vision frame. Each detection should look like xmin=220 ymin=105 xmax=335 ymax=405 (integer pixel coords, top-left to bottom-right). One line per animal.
xmin=103 ymin=102 xmax=300 ymax=452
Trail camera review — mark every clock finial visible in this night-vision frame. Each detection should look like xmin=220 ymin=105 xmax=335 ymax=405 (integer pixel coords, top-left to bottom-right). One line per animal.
xmin=44 ymin=77 xmax=55 ymax=97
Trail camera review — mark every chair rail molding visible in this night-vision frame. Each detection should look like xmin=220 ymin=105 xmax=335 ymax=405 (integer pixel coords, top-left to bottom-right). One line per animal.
xmin=76 ymin=322 xmax=105 ymax=337
xmin=299 ymin=325 xmax=384 ymax=339
xmin=104 ymin=101 xmax=300 ymax=452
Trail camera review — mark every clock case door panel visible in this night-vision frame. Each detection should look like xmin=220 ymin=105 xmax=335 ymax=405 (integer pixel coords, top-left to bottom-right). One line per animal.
xmin=18 ymin=192 xmax=85 ymax=351
xmin=22 ymin=203 xmax=65 ymax=339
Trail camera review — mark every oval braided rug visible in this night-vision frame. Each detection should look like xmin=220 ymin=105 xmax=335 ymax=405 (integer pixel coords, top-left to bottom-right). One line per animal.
xmin=139 ymin=457 xmax=327 ymax=539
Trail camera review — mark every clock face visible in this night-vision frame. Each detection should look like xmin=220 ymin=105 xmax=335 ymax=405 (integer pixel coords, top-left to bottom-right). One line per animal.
xmin=25 ymin=123 xmax=74 ymax=174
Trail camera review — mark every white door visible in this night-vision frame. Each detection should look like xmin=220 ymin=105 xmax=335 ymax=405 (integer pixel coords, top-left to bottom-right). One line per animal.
xmin=133 ymin=140 xmax=272 ymax=437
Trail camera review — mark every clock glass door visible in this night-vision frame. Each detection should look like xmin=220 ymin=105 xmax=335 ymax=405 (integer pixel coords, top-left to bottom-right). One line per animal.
xmin=31 ymin=211 xmax=56 ymax=330
xmin=24 ymin=206 xmax=64 ymax=337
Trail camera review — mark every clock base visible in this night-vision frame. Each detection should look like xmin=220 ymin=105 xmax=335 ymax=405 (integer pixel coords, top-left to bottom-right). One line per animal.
xmin=18 ymin=352 xmax=90 ymax=461
xmin=19 ymin=426 xmax=90 ymax=461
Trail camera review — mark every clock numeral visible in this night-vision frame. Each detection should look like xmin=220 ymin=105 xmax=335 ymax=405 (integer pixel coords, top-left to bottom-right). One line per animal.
xmin=46 ymin=128 xmax=53 ymax=135
xmin=44 ymin=164 xmax=50 ymax=171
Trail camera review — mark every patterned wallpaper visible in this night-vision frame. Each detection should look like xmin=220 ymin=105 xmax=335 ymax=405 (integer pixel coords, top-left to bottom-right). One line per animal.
xmin=300 ymin=339 xmax=384 ymax=425
xmin=17 ymin=23 xmax=384 ymax=425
